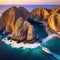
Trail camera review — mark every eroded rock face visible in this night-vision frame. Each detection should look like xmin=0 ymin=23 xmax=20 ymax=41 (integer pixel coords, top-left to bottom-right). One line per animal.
xmin=0 ymin=6 xmax=29 ymax=32
xmin=31 ymin=8 xmax=50 ymax=22
xmin=12 ymin=17 xmax=35 ymax=42
xmin=0 ymin=6 xmax=42 ymax=43
xmin=0 ymin=7 xmax=19 ymax=32
xmin=48 ymin=13 xmax=60 ymax=32
xmin=18 ymin=7 xmax=30 ymax=20
xmin=25 ymin=21 xmax=35 ymax=41
xmin=12 ymin=17 xmax=25 ymax=41
xmin=48 ymin=6 xmax=60 ymax=35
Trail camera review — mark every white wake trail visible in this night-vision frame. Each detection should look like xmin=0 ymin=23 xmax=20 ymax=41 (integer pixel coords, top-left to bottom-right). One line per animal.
xmin=42 ymin=46 xmax=60 ymax=60
xmin=40 ymin=21 xmax=60 ymax=60
xmin=42 ymin=34 xmax=59 ymax=43
xmin=2 ymin=34 xmax=60 ymax=60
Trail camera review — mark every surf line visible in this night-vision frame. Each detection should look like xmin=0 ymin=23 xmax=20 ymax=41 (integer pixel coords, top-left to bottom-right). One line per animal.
xmin=2 ymin=35 xmax=60 ymax=60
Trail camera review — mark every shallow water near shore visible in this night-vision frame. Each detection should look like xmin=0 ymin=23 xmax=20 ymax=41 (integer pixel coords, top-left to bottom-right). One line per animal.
xmin=0 ymin=21 xmax=60 ymax=60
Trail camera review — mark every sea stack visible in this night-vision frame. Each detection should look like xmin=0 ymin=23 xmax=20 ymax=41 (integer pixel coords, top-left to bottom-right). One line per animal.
xmin=12 ymin=17 xmax=36 ymax=43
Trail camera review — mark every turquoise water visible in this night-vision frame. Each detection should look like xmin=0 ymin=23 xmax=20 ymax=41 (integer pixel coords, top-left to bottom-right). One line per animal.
xmin=0 ymin=21 xmax=60 ymax=60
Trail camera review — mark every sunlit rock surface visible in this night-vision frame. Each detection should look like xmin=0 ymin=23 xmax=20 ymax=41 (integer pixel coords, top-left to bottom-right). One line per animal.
xmin=48 ymin=6 xmax=60 ymax=35
xmin=12 ymin=17 xmax=36 ymax=43
xmin=31 ymin=7 xmax=50 ymax=22
xmin=0 ymin=6 xmax=29 ymax=32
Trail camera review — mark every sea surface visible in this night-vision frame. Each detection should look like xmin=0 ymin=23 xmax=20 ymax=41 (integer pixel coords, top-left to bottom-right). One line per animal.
xmin=0 ymin=21 xmax=60 ymax=60
xmin=0 ymin=5 xmax=60 ymax=60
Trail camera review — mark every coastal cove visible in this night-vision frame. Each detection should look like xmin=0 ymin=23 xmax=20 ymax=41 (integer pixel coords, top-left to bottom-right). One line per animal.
xmin=0 ymin=5 xmax=60 ymax=60
xmin=0 ymin=21 xmax=60 ymax=60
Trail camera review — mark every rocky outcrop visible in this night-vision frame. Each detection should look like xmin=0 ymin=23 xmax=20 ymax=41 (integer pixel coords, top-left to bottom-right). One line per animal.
xmin=0 ymin=6 xmax=42 ymax=43
xmin=12 ymin=17 xmax=25 ymax=41
xmin=31 ymin=8 xmax=50 ymax=22
xmin=48 ymin=13 xmax=60 ymax=33
xmin=0 ymin=6 xmax=29 ymax=32
xmin=48 ymin=6 xmax=60 ymax=35
xmin=18 ymin=7 xmax=30 ymax=20
xmin=12 ymin=17 xmax=35 ymax=43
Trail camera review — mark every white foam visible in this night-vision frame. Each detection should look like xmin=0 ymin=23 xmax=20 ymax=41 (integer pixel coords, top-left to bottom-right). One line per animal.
xmin=2 ymin=36 xmax=60 ymax=60
xmin=2 ymin=38 xmax=40 ymax=49
xmin=40 ymin=21 xmax=60 ymax=43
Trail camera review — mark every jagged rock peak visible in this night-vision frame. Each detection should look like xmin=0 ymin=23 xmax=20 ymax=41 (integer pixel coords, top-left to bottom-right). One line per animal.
xmin=31 ymin=7 xmax=50 ymax=22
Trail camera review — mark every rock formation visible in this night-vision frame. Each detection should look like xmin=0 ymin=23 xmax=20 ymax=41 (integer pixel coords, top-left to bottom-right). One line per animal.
xmin=31 ymin=7 xmax=50 ymax=22
xmin=48 ymin=6 xmax=60 ymax=35
xmin=0 ymin=6 xmax=42 ymax=43
xmin=12 ymin=17 xmax=35 ymax=43
xmin=18 ymin=7 xmax=30 ymax=20
xmin=0 ymin=6 xmax=29 ymax=32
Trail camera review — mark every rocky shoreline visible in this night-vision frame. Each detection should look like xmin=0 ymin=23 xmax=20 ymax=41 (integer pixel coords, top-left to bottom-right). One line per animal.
xmin=0 ymin=6 xmax=60 ymax=43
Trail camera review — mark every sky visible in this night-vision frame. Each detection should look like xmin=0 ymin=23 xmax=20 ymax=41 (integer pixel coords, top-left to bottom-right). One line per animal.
xmin=0 ymin=0 xmax=60 ymax=5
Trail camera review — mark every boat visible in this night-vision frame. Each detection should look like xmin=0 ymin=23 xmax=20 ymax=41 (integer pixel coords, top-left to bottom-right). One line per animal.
xmin=42 ymin=47 xmax=51 ymax=53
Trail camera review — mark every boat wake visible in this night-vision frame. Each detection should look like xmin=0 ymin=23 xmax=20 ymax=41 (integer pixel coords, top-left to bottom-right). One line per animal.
xmin=1 ymin=21 xmax=60 ymax=60
xmin=2 ymin=37 xmax=60 ymax=60
xmin=42 ymin=47 xmax=60 ymax=60
xmin=2 ymin=34 xmax=60 ymax=60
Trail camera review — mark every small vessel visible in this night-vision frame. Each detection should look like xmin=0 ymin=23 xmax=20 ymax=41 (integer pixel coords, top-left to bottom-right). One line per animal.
xmin=42 ymin=47 xmax=51 ymax=53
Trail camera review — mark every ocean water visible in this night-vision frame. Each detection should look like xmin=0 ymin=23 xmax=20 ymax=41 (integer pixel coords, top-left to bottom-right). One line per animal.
xmin=0 ymin=21 xmax=60 ymax=60
xmin=0 ymin=5 xmax=60 ymax=60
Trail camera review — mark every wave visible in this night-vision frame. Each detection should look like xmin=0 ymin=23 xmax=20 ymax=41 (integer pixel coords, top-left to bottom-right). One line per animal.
xmin=2 ymin=38 xmax=40 ymax=49
xmin=2 ymin=37 xmax=60 ymax=60
xmin=42 ymin=34 xmax=59 ymax=43
xmin=1 ymin=21 xmax=60 ymax=60
xmin=40 ymin=21 xmax=60 ymax=43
